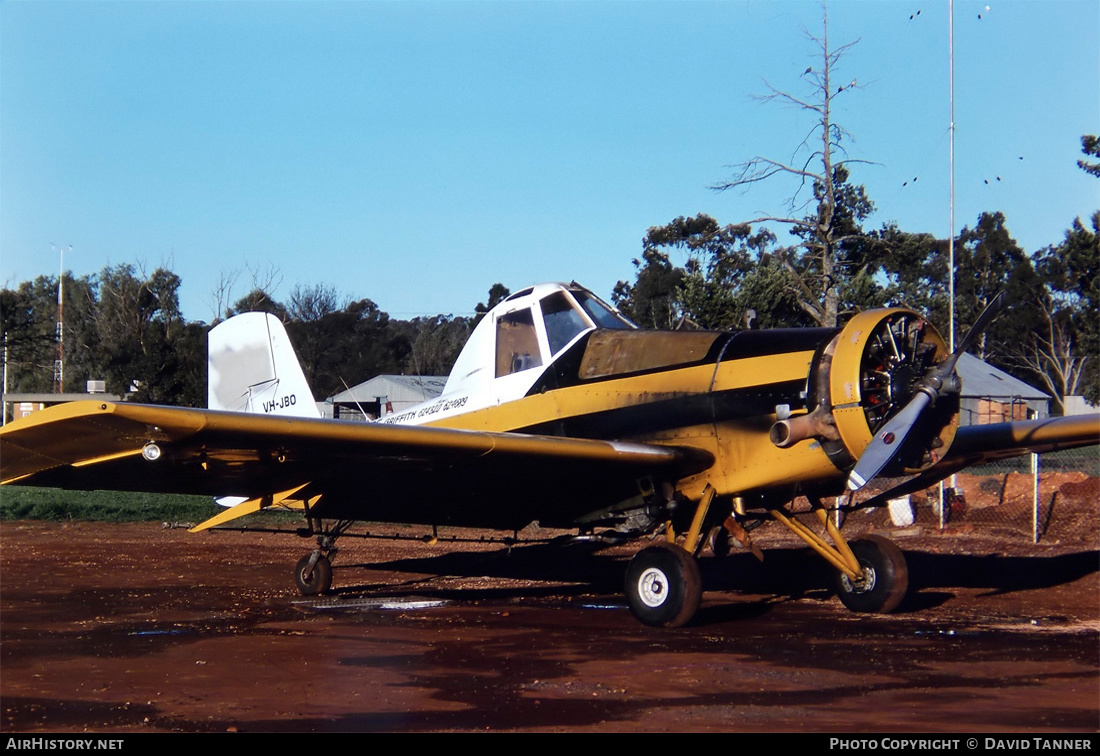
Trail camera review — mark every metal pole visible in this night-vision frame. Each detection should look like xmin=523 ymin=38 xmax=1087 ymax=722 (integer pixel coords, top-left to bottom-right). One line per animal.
xmin=1029 ymin=455 xmax=1038 ymax=543
xmin=51 ymin=243 xmax=70 ymax=393
xmin=938 ymin=480 xmax=946 ymax=529
xmin=2 ymin=333 xmax=8 ymax=426
xmin=948 ymin=1 xmax=958 ymax=495
xmin=948 ymin=0 xmax=956 ymax=353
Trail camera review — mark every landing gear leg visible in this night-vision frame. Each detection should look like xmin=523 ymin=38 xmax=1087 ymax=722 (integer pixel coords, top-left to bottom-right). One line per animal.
xmin=292 ymin=518 xmax=352 ymax=596
xmin=771 ymin=501 xmax=908 ymax=614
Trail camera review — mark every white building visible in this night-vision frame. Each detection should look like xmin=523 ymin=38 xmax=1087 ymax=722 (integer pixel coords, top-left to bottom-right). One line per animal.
xmin=328 ymin=375 xmax=447 ymax=421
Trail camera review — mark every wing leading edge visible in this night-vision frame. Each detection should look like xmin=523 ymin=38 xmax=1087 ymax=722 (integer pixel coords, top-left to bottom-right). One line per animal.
xmin=850 ymin=414 xmax=1100 ymax=510
xmin=0 ymin=400 xmax=715 ymax=530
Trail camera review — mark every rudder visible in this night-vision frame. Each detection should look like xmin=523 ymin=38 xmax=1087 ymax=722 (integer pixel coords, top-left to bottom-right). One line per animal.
xmin=207 ymin=312 xmax=320 ymax=419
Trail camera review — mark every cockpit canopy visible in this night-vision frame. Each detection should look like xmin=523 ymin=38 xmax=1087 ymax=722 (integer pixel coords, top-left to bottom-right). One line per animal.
xmin=445 ymin=283 xmax=634 ymax=398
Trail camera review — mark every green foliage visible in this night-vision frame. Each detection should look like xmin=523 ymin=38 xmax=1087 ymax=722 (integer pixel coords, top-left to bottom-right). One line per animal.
xmin=612 ymin=248 xmax=685 ymax=329
xmin=784 ymin=165 xmax=880 ymax=325
xmin=648 ymin=215 xmax=759 ymax=330
xmin=287 ymin=297 xmax=410 ymax=397
xmin=0 ymin=278 xmax=60 ymax=392
xmin=1022 ymin=212 xmax=1100 ymax=407
xmin=1079 ymin=135 xmax=1100 ymax=178
xmin=476 ymin=283 xmax=511 ymax=316
xmin=0 ymin=486 xmax=216 ymax=523
xmin=865 ymin=225 xmax=950 ymax=318
xmin=95 ymin=264 xmax=202 ymax=403
xmin=954 ymin=212 xmax=1043 ymax=373
xmin=730 ymin=254 xmax=816 ymax=329
xmin=398 ymin=315 xmax=471 ymax=377
xmin=472 ymin=283 xmax=510 ymax=330
xmin=230 ymin=288 xmax=288 ymax=320
xmin=0 ymin=266 xmax=202 ymax=403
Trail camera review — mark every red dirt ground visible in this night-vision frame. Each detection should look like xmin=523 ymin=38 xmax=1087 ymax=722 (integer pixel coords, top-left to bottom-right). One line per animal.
xmin=2 ymin=474 xmax=1097 ymax=733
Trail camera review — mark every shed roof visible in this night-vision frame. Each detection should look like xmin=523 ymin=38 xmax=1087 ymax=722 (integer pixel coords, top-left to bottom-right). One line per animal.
xmin=957 ymin=353 xmax=1048 ymax=400
xmin=330 ymin=375 xmax=447 ymax=404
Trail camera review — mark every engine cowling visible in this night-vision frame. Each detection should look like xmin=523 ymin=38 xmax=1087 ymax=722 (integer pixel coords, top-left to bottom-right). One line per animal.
xmin=826 ymin=308 xmax=958 ymax=476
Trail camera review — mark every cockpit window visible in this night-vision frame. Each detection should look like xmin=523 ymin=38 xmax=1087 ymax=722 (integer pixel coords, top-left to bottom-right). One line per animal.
xmin=572 ymin=290 xmax=635 ymax=329
xmin=541 ymin=292 xmax=590 ymax=355
xmin=495 ymin=308 xmax=543 ymax=377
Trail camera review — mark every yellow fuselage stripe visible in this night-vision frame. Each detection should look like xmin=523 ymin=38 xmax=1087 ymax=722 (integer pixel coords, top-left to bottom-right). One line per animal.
xmin=425 ymin=349 xmax=839 ymax=501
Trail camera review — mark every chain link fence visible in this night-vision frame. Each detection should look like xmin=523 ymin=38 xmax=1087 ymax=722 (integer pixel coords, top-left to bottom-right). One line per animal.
xmin=880 ymin=446 xmax=1100 ymax=544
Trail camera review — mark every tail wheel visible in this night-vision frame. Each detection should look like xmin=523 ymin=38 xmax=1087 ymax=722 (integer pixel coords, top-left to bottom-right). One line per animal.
xmin=625 ymin=543 xmax=702 ymax=628
xmin=834 ymin=535 xmax=908 ymax=613
xmin=294 ymin=554 xmax=332 ymax=596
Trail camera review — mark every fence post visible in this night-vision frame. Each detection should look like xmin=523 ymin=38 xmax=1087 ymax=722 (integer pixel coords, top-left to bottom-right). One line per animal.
xmin=1031 ymin=452 xmax=1040 ymax=544
xmin=938 ymin=480 xmax=946 ymax=530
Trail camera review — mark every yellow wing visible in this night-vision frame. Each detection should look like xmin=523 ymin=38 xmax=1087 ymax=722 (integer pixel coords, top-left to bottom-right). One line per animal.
xmin=852 ymin=414 xmax=1100 ymax=509
xmin=0 ymin=401 xmax=714 ymax=531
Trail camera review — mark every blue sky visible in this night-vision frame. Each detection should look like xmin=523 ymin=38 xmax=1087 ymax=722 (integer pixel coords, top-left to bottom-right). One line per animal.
xmin=2 ymin=0 xmax=1097 ymax=323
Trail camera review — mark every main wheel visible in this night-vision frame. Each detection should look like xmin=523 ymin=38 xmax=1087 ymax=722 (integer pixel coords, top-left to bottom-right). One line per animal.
xmin=624 ymin=543 xmax=702 ymax=628
xmin=294 ymin=554 xmax=332 ymax=596
xmin=833 ymin=535 xmax=908 ymax=613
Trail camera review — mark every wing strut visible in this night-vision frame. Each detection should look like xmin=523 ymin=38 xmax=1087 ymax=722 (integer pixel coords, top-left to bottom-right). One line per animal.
xmin=190 ymin=483 xmax=313 ymax=532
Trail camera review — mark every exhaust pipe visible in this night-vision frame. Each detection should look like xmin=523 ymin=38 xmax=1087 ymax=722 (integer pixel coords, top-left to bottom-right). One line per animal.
xmin=770 ymin=405 xmax=840 ymax=448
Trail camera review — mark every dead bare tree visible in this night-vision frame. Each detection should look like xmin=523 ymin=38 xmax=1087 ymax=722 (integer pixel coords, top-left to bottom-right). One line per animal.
xmin=713 ymin=5 xmax=871 ymax=327
xmin=1009 ymin=297 xmax=1090 ymax=415
xmin=208 ymin=269 xmax=241 ymax=324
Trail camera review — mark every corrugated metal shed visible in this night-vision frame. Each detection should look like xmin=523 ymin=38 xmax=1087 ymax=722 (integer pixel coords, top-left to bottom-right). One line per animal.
xmin=329 ymin=375 xmax=447 ymax=420
xmin=957 ymin=353 xmax=1049 ymax=424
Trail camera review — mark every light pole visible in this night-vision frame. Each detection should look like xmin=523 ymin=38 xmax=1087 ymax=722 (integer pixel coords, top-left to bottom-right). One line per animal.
xmin=51 ymin=243 xmax=72 ymax=393
xmin=948 ymin=0 xmax=956 ymax=353
xmin=2 ymin=333 xmax=8 ymax=426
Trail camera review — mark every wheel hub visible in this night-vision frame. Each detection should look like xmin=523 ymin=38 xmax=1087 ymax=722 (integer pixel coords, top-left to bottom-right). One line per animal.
xmin=638 ymin=567 xmax=669 ymax=607
xmin=841 ymin=565 xmax=877 ymax=594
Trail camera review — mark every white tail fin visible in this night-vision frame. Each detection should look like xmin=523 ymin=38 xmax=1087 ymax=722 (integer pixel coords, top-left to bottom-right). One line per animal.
xmin=208 ymin=312 xmax=321 ymax=419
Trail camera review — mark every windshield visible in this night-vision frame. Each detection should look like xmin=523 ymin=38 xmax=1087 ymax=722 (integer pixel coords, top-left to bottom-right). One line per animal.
xmin=572 ymin=290 xmax=636 ymax=330
xmin=541 ymin=291 xmax=590 ymax=355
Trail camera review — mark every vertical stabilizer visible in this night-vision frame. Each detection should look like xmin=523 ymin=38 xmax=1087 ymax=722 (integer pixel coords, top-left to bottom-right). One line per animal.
xmin=208 ymin=312 xmax=320 ymax=418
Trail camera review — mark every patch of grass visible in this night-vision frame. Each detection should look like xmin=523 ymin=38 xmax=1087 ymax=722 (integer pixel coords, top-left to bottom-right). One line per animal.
xmin=0 ymin=486 xmax=218 ymax=523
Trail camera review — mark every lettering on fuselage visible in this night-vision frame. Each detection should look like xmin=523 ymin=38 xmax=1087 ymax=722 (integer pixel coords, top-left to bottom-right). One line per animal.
xmin=381 ymin=395 xmax=468 ymax=425
xmin=262 ymin=394 xmax=297 ymax=413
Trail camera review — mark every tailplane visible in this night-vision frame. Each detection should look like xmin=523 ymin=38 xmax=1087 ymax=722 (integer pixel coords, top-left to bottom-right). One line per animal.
xmin=208 ymin=312 xmax=320 ymax=419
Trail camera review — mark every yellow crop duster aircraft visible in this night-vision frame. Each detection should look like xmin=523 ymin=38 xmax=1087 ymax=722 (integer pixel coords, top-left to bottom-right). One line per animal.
xmin=2 ymin=283 xmax=1097 ymax=627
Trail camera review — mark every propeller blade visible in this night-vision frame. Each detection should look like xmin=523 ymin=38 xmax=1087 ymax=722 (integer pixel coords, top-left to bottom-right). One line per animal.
xmin=847 ymin=392 xmax=931 ymax=490
xmin=847 ymin=292 xmax=1005 ymax=491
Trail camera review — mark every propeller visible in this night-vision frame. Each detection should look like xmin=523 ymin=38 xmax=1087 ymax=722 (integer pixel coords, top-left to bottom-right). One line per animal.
xmin=846 ymin=292 xmax=1005 ymax=491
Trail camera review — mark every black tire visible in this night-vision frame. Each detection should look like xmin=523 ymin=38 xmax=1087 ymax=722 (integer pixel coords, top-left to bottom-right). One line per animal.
xmin=624 ymin=543 xmax=702 ymax=628
xmin=834 ymin=535 xmax=908 ymax=613
xmin=294 ymin=554 xmax=332 ymax=596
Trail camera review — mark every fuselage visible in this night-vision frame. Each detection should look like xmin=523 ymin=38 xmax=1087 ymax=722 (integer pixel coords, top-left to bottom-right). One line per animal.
xmin=382 ymin=283 xmax=852 ymax=507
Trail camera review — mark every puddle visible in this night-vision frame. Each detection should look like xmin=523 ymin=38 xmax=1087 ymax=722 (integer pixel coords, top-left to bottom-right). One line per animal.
xmin=296 ymin=597 xmax=452 ymax=611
